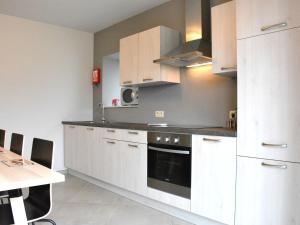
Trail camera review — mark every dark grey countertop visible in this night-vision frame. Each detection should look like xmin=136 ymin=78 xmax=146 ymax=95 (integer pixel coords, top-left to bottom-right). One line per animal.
xmin=62 ymin=121 xmax=237 ymax=137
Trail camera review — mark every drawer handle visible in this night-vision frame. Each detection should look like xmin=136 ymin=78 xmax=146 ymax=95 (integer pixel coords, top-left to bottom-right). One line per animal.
xmin=128 ymin=144 xmax=138 ymax=148
xmin=261 ymin=162 xmax=287 ymax=169
xmin=128 ymin=131 xmax=139 ymax=135
xmin=203 ymin=138 xmax=221 ymax=142
xmin=262 ymin=142 xmax=287 ymax=148
xmin=87 ymin=127 xmax=94 ymax=131
xmin=107 ymin=141 xmax=116 ymax=144
xmin=107 ymin=129 xmax=115 ymax=133
xmin=123 ymin=80 xmax=132 ymax=84
xmin=221 ymin=66 xmax=237 ymax=71
xmin=261 ymin=22 xmax=287 ymax=31
xmin=143 ymin=78 xmax=153 ymax=82
xmin=69 ymin=126 xmax=76 ymax=129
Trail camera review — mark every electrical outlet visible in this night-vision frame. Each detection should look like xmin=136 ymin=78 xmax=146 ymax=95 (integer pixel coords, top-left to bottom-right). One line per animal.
xmin=155 ymin=111 xmax=165 ymax=118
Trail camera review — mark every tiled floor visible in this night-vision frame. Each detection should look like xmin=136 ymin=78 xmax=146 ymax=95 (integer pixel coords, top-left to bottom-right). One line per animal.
xmin=45 ymin=174 xmax=193 ymax=225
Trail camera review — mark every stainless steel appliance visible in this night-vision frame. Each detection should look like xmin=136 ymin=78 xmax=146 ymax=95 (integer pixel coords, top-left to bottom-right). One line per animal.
xmin=121 ymin=87 xmax=139 ymax=106
xmin=147 ymin=132 xmax=192 ymax=199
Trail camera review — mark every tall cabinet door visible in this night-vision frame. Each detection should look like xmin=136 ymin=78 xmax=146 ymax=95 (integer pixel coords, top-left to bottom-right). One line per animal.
xmin=212 ymin=0 xmax=237 ymax=74
xmin=238 ymin=28 xmax=300 ymax=163
xmin=237 ymin=0 xmax=300 ymax=39
xmin=191 ymin=135 xmax=236 ymax=225
xmin=64 ymin=125 xmax=78 ymax=170
xmin=138 ymin=26 xmax=161 ymax=84
xmin=120 ymin=33 xmax=139 ymax=86
xmin=236 ymin=157 xmax=300 ymax=225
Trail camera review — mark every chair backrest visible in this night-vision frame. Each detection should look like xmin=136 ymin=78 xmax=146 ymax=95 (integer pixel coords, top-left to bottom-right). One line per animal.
xmin=0 ymin=129 xmax=5 ymax=148
xmin=28 ymin=138 xmax=54 ymax=220
xmin=10 ymin=133 xmax=24 ymax=156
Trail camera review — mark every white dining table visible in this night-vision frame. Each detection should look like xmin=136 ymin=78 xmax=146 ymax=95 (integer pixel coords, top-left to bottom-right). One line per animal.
xmin=0 ymin=147 xmax=65 ymax=225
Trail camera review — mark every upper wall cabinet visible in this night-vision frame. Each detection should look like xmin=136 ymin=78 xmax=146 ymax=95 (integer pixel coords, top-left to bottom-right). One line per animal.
xmin=120 ymin=26 xmax=181 ymax=86
xmin=237 ymin=0 xmax=300 ymax=39
xmin=120 ymin=33 xmax=139 ymax=86
xmin=212 ymin=0 xmax=237 ymax=74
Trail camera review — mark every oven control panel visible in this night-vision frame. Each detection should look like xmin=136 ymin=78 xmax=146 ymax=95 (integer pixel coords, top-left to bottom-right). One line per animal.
xmin=148 ymin=132 xmax=191 ymax=147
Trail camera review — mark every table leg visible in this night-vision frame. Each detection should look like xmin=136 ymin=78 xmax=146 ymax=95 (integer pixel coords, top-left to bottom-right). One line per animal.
xmin=8 ymin=190 xmax=27 ymax=225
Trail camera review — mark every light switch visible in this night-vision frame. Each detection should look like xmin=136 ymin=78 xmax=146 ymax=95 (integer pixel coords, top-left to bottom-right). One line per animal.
xmin=155 ymin=111 xmax=165 ymax=118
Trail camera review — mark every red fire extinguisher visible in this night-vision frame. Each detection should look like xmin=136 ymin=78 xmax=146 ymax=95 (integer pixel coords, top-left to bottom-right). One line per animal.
xmin=92 ymin=68 xmax=101 ymax=85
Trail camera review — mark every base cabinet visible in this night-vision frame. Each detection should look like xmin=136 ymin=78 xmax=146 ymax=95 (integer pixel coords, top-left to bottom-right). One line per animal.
xmin=191 ymin=135 xmax=236 ymax=225
xmin=236 ymin=156 xmax=300 ymax=225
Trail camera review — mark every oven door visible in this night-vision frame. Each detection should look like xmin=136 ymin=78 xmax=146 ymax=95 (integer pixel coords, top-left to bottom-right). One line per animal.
xmin=147 ymin=144 xmax=191 ymax=199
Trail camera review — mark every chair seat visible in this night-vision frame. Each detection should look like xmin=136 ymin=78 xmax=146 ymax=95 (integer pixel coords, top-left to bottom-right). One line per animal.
xmin=0 ymin=204 xmax=14 ymax=225
xmin=0 ymin=191 xmax=9 ymax=198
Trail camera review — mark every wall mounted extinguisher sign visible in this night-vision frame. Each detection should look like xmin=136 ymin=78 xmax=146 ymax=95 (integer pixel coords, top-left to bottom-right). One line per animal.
xmin=92 ymin=68 xmax=101 ymax=85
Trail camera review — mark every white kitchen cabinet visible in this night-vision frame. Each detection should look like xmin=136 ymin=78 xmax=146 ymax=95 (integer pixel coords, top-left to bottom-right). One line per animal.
xmin=138 ymin=26 xmax=180 ymax=85
xmin=119 ymin=141 xmax=147 ymax=195
xmin=238 ymin=28 xmax=300 ymax=163
xmin=236 ymin=156 xmax=300 ymax=225
xmin=100 ymin=138 xmax=122 ymax=186
xmin=120 ymin=33 xmax=139 ymax=86
xmin=191 ymin=135 xmax=236 ymax=225
xmin=64 ymin=125 xmax=79 ymax=170
xmin=120 ymin=26 xmax=180 ymax=86
xmin=237 ymin=0 xmax=300 ymax=39
xmin=211 ymin=0 xmax=237 ymax=74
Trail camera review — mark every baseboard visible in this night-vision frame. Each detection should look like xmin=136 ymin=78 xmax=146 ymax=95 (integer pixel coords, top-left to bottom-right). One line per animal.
xmin=68 ymin=169 xmax=223 ymax=225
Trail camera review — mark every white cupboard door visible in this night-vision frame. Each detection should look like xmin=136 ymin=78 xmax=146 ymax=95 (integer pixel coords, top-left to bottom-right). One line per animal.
xmin=120 ymin=142 xmax=147 ymax=195
xmin=64 ymin=125 xmax=78 ymax=170
xmin=120 ymin=33 xmax=139 ymax=86
xmin=90 ymin=128 xmax=103 ymax=179
xmin=237 ymin=0 xmax=300 ymax=39
xmin=238 ymin=28 xmax=300 ymax=162
xmin=101 ymin=139 xmax=122 ymax=186
xmin=191 ymin=135 xmax=236 ymax=225
xmin=138 ymin=26 xmax=161 ymax=84
xmin=236 ymin=157 xmax=300 ymax=225
xmin=212 ymin=1 xmax=237 ymax=74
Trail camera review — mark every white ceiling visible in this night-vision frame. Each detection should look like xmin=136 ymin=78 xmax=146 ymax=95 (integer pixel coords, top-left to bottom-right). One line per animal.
xmin=0 ymin=0 xmax=170 ymax=33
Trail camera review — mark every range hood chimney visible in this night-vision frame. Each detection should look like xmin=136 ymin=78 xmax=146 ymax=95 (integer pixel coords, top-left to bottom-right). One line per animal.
xmin=154 ymin=0 xmax=212 ymax=68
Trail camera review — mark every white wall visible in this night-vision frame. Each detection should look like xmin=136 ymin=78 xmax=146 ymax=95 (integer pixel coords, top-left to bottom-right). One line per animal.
xmin=0 ymin=14 xmax=94 ymax=170
xmin=102 ymin=53 xmax=121 ymax=107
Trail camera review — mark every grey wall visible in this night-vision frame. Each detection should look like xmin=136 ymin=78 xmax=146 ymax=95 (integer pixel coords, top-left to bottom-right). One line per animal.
xmin=94 ymin=0 xmax=237 ymax=126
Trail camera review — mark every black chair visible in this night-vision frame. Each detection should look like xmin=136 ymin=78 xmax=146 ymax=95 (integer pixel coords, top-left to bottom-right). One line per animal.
xmin=10 ymin=133 xmax=24 ymax=156
xmin=0 ymin=138 xmax=57 ymax=225
xmin=0 ymin=129 xmax=5 ymax=147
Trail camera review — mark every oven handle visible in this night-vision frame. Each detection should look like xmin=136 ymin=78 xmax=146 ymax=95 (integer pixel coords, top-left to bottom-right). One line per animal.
xmin=148 ymin=146 xmax=190 ymax=155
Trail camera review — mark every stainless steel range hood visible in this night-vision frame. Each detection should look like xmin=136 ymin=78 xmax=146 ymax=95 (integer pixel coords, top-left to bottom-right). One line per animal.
xmin=154 ymin=0 xmax=212 ymax=68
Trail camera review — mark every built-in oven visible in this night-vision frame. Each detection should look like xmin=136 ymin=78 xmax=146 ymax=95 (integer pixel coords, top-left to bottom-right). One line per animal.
xmin=147 ymin=132 xmax=191 ymax=199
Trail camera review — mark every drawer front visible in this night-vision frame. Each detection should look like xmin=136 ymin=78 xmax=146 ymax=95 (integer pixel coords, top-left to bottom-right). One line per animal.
xmin=236 ymin=157 xmax=300 ymax=225
xmin=102 ymin=128 xmax=123 ymax=140
xmin=123 ymin=129 xmax=147 ymax=144
xmin=237 ymin=28 xmax=300 ymax=162
xmin=237 ymin=0 xmax=300 ymax=39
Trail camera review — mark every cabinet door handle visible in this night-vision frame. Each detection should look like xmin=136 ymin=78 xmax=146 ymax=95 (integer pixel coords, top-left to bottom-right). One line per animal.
xmin=221 ymin=66 xmax=237 ymax=71
xmin=261 ymin=162 xmax=287 ymax=169
xmin=203 ymin=138 xmax=221 ymax=142
xmin=128 ymin=131 xmax=139 ymax=135
xmin=69 ymin=126 xmax=76 ymax=129
xmin=123 ymin=80 xmax=132 ymax=85
xmin=107 ymin=141 xmax=116 ymax=144
xmin=128 ymin=144 xmax=138 ymax=148
xmin=262 ymin=142 xmax=288 ymax=148
xmin=107 ymin=129 xmax=115 ymax=133
xmin=142 ymin=78 xmax=153 ymax=82
xmin=261 ymin=22 xmax=287 ymax=31
xmin=87 ymin=127 xmax=94 ymax=131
